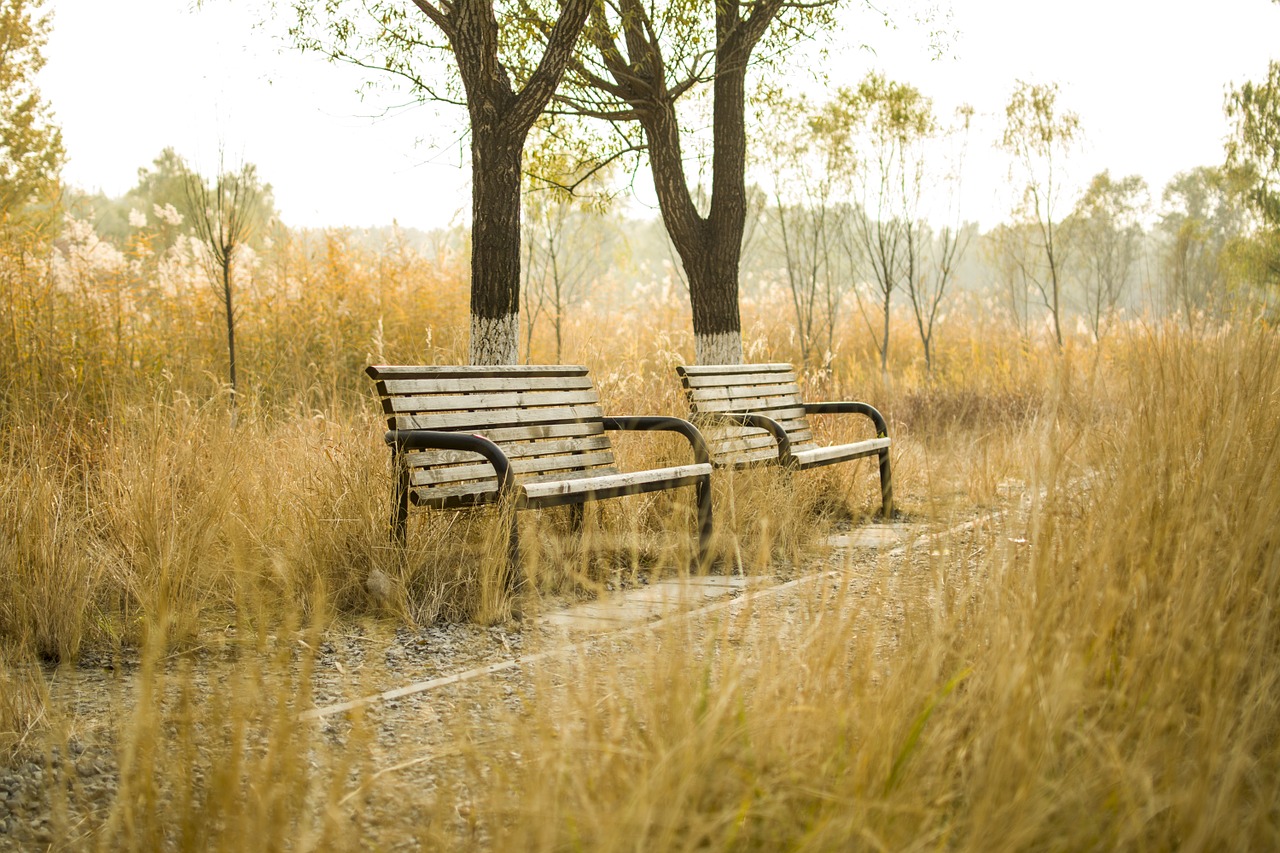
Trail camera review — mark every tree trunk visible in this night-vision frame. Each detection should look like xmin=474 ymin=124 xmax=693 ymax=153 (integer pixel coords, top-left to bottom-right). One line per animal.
xmin=641 ymin=54 xmax=747 ymax=365
xmin=469 ymin=128 xmax=523 ymax=365
xmin=222 ymin=257 xmax=238 ymax=419
xmin=880 ymin=285 xmax=891 ymax=374
xmin=1048 ymin=258 xmax=1064 ymax=348
xmin=699 ymin=48 xmax=748 ymax=365
xmin=687 ymin=250 xmax=745 ymax=364
xmin=440 ymin=0 xmax=593 ymax=365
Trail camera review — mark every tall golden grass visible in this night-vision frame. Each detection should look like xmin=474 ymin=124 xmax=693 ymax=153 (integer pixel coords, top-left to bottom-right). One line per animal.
xmin=1 ymin=221 xmax=1275 ymax=848
xmin=0 ymin=223 xmax=1042 ymax=663
xmin=454 ymin=324 xmax=1279 ymax=850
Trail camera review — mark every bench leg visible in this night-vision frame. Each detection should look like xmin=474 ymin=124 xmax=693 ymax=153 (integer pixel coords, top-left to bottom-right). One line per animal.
xmin=694 ymin=475 xmax=713 ymax=573
xmin=878 ymin=448 xmax=894 ymax=518
xmin=568 ymin=502 xmax=585 ymax=534
xmin=392 ymin=463 xmax=410 ymax=545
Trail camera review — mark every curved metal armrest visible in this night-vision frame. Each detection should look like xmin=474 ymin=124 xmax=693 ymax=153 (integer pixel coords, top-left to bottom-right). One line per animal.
xmin=601 ymin=416 xmax=711 ymax=466
xmin=383 ymin=429 xmax=516 ymax=496
xmin=804 ymin=402 xmax=890 ymax=439
xmin=697 ymin=411 xmax=792 ymax=464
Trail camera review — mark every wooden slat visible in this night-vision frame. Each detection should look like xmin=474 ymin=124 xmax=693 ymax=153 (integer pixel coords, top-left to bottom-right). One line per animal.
xmin=413 ymin=460 xmax=709 ymax=505
xmin=412 ymin=464 xmax=500 ymax=487
xmin=378 ymin=375 xmax=595 ymax=396
xmin=521 ymin=463 xmax=710 ymax=504
xmin=409 ymin=481 xmax=497 ymax=509
xmin=774 ymin=424 xmax=816 ymax=443
xmin=384 ymin=389 xmax=599 ymax=415
xmin=410 ymin=451 xmax=617 ymax=487
xmin=468 ymin=421 xmax=605 ymax=444
xmin=512 ymin=466 xmax=622 ymax=486
xmin=718 ymin=447 xmax=784 ymax=467
xmin=706 ymin=431 xmax=779 ymax=451
xmin=508 ymin=452 xmax=615 ymax=476
xmin=391 ymin=404 xmax=603 ymax=433
xmin=691 ymin=397 xmax=805 ymax=415
xmin=368 ymin=364 xmax=587 ymax=380
xmin=693 ymin=404 xmax=808 ymax=422
xmin=706 ymin=431 xmax=815 ymax=457
xmin=677 ymin=363 xmax=792 ymax=376
xmin=681 ymin=372 xmax=799 ymax=390
xmin=688 ymin=382 xmax=801 ymax=401
xmin=404 ymin=435 xmax=612 ymax=468
xmin=701 ymin=422 xmax=814 ymax=442
xmin=712 ymin=445 xmax=779 ymax=463
xmin=410 ymin=465 xmax=624 ymax=509
xmin=791 ymin=437 xmax=891 ymax=469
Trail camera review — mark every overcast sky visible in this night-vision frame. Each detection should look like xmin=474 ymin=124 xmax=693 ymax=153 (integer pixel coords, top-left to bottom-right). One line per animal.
xmin=39 ymin=0 xmax=1280 ymax=231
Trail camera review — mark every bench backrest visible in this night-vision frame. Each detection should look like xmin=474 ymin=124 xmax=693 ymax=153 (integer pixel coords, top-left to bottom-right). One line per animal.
xmin=367 ymin=365 xmax=619 ymax=507
xmin=676 ymin=363 xmax=816 ymax=465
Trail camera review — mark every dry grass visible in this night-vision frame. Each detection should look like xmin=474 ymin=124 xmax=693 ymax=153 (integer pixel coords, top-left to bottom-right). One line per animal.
xmin=1 ymin=226 xmax=1276 ymax=848
xmin=449 ymin=323 xmax=1280 ymax=851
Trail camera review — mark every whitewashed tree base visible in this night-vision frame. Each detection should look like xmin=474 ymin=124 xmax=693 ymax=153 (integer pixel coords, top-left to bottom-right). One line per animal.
xmin=470 ymin=313 xmax=520 ymax=366
xmin=694 ymin=331 xmax=744 ymax=366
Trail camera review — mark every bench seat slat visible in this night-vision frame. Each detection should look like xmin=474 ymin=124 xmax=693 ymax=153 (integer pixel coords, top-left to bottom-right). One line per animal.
xmin=409 ymin=465 xmax=625 ymax=509
xmin=378 ymin=376 xmax=594 ymax=395
xmin=469 ymin=421 xmax=605 ymax=444
xmin=677 ymin=363 xmax=793 ymax=376
xmin=409 ymin=463 xmax=711 ymax=510
xmin=409 ymin=482 xmax=496 ymax=509
xmin=521 ymin=463 xmax=712 ymax=507
xmin=703 ymin=428 xmax=814 ymax=447
xmin=691 ymin=399 xmax=807 ymax=418
xmin=384 ymin=388 xmax=599 ymax=415
xmin=688 ymin=382 xmax=801 ymax=401
xmin=702 ymin=424 xmax=814 ymax=441
xmin=699 ymin=417 xmax=812 ymax=435
xmin=410 ymin=451 xmax=618 ymax=487
xmin=391 ymin=404 xmax=604 ymax=432
xmin=790 ymin=438 xmax=892 ymax=469
xmin=718 ymin=447 xmax=788 ymax=467
xmin=680 ymin=372 xmax=799 ymax=390
xmin=404 ymin=435 xmax=612 ymax=468
xmin=369 ymin=364 xmax=588 ymax=380
xmin=705 ymin=430 xmax=780 ymax=450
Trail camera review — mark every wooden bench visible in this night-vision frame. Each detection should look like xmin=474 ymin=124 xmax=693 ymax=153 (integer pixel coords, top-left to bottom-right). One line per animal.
xmin=367 ymin=365 xmax=714 ymax=581
xmin=676 ymin=363 xmax=893 ymax=516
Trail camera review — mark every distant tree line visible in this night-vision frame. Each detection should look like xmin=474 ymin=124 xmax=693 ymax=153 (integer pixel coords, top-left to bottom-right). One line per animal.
xmin=4 ymin=0 xmax=1278 ymax=391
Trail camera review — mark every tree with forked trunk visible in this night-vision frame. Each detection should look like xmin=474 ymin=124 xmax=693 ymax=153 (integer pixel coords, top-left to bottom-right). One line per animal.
xmin=546 ymin=0 xmax=845 ymax=364
xmin=288 ymin=0 xmax=594 ymax=364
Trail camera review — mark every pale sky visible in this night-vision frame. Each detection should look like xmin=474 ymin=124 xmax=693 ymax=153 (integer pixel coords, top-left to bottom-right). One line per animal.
xmin=39 ymin=0 xmax=1280 ymax=231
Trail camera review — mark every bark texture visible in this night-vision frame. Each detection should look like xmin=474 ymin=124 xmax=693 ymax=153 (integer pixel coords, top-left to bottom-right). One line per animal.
xmin=695 ymin=331 xmax=745 ymax=366
xmin=470 ymin=313 xmax=520 ymax=366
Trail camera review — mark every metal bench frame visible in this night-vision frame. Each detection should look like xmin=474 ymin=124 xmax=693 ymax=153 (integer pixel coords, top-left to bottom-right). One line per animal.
xmin=367 ymin=365 xmax=714 ymax=581
xmin=676 ymin=363 xmax=893 ymax=516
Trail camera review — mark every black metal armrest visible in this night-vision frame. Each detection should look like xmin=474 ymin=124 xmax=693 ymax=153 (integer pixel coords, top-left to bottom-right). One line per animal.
xmin=804 ymin=402 xmax=890 ymax=439
xmin=383 ymin=429 xmax=516 ymax=497
xmin=696 ymin=412 xmax=792 ymax=464
xmin=600 ymin=416 xmax=712 ymax=466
